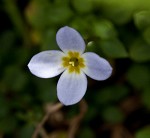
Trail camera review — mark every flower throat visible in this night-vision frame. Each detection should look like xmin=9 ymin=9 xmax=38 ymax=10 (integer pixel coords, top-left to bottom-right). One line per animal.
xmin=62 ymin=51 xmax=85 ymax=74
xmin=69 ymin=58 xmax=79 ymax=67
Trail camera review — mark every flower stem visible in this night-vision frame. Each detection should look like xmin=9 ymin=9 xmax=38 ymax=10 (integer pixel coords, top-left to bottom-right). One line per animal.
xmin=32 ymin=102 xmax=63 ymax=138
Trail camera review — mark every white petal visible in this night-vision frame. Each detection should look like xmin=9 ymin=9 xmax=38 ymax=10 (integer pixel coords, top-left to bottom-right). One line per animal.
xmin=28 ymin=50 xmax=65 ymax=78
xmin=82 ymin=52 xmax=112 ymax=80
xmin=57 ymin=70 xmax=87 ymax=106
xmin=56 ymin=26 xmax=85 ymax=54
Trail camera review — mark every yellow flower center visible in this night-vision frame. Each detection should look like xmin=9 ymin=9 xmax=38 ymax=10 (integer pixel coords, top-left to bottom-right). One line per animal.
xmin=62 ymin=51 xmax=85 ymax=74
xmin=69 ymin=57 xmax=79 ymax=67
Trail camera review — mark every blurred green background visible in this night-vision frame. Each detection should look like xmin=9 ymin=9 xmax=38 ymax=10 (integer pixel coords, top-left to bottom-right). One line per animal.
xmin=0 ymin=0 xmax=150 ymax=137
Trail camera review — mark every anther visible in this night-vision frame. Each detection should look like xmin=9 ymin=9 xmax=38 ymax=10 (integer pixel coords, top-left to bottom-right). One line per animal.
xmin=69 ymin=58 xmax=79 ymax=67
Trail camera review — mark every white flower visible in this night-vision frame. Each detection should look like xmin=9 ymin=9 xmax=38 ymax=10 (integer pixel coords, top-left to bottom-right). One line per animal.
xmin=28 ymin=26 xmax=112 ymax=106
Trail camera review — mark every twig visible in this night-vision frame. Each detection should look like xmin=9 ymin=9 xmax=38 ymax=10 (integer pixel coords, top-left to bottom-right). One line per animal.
xmin=39 ymin=128 xmax=49 ymax=138
xmin=32 ymin=102 xmax=63 ymax=138
xmin=0 ymin=133 xmax=3 ymax=138
xmin=68 ymin=99 xmax=88 ymax=138
xmin=111 ymin=124 xmax=134 ymax=138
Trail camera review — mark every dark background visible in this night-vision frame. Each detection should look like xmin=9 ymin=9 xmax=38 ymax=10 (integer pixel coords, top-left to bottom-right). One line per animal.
xmin=0 ymin=0 xmax=150 ymax=137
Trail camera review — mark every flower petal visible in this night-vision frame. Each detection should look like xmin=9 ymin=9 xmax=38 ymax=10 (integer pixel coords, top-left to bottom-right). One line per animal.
xmin=56 ymin=26 xmax=85 ymax=54
xmin=28 ymin=50 xmax=65 ymax=78
xmin=82 ymin=52 xmax=112 ymax=80
xmin=57 ymin=70 xmax=87 ymax=106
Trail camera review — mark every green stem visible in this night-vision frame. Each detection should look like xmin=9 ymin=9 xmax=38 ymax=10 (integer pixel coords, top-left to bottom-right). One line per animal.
xmin=4 ymin=0 xmax=30 ymax=46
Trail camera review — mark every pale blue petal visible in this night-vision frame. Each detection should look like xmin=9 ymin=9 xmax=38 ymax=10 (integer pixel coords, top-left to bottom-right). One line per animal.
xmin=28 ymin=50 xmax=65 ymax=78
xmin=82 ymin=52 xmax=112 ymax=80
xmin=56 ymin=26 xmax=85 ymax=53
xmin=57 ymin=70 xmax=87 ymax=106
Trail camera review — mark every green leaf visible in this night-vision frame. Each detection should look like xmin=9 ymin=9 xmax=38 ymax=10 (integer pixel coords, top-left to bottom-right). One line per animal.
xmin=25 ymin=0 xmax=51 ymax=30
xmin=127 ymin=64 xmax=150 ymax=89
xmin=94 ymin=0 xmax=150 ymax=25
xmin=0 ymin=31 xmax=16 ymax=50
xmin=100 ymin=39 xmax=128 ymax=58
xmin=70 ymin=16 xmax=95 ymax=38
xmin=78 ymin=127 xmax=95 ymax=138
xmin=35 ymin=79 xmax=57 ymax=103
xmin=41 ymin=29 xmax=58 ymax=51
xmin=95 ymin=0 xmax=133 ymax=25
xmin=3 ymin=65 xmax=28 ymax=91
xmin=129 ymin=39 xmax=150 ymax=62
xmin=95 ymin=85 xmax=129 ymax=105
xmin=15 ymin=47 xmax=31 ymax=66
xmin=47 ymin=5 xmax=73 ymax=25
xmin=141 ymin=87 xmax=150 ymax=109
xmin=84 ymin=106 xmax=97 ymax=121
xmin=17 ymin=107 xmax=43 ymax=124
xmin=101 ymin=106 xmax=124 ymax=123
xmin=19 ymin=124 xmax=34 ymax=138
xmin=143 ymin=27 xmax=150 ymax=44
xmin=93 ymin=19 xmax=117 ymax=40
xmin=0 ymin=116 xmax=17 ymax=133
xmin=0 ymin=97 xmax=9 ymax=118
xmin=135 ymin=126 xmax=150 ymax=138
xmin=0 ymin=31 xmax=16 ymax=65
xmin=134 ymin=11 xmax=150 ymax=30
xmin=72 ymin=0 xmax=93 ymax=13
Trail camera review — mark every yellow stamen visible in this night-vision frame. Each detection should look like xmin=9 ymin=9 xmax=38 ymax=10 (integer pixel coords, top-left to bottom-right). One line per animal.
xmin=62 ymin=51 xmax=85 ymax=74
xmin=69 ymin=58 xmax=79 ymax=67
